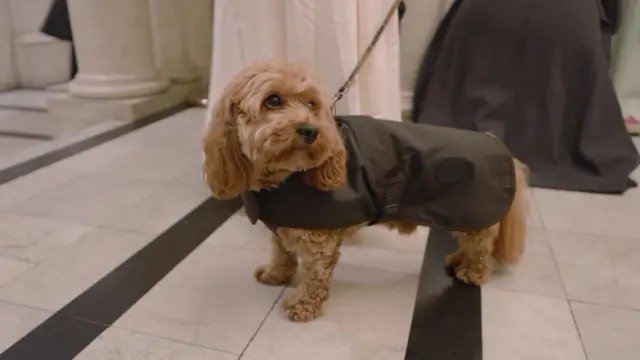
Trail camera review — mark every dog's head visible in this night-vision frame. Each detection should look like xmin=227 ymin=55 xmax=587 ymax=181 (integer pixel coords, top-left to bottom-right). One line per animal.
xmin=203 ymin=61 xmax=347 ymax=199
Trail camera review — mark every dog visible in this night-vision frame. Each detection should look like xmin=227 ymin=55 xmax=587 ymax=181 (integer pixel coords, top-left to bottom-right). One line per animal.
xmin=203 ymin=61 xmax=529 ymax=322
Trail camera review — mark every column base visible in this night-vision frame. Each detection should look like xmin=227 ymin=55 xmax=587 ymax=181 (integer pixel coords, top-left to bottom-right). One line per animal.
xmin=165 ymin=66 xmax=200 ymax=84
xmin=69 ymin=72 xmax=170 ymax=99
xmin=47 ymin=82 xmax=198 ymax=127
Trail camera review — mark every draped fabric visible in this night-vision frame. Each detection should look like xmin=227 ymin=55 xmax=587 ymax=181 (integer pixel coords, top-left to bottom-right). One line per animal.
xmin=204 ymin=0 xmax=402 ymax=128
xmin=411 ymin=0 xmax=639 ymax=193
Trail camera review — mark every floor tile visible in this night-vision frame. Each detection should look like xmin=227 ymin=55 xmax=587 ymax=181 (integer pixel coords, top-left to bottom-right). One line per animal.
xmin=482 ymin=288 xmax=586 ymax=360
xmin=204 ymin=211 xmax=273 ymax=250
xmin=0 ymin=164 xmax=85 ymax=210
xmin=0 ymin=301 xmax=50 ymax=353
xmin=75 ymin=327 xmax=238 ymax=360
xmin=0 ymin=108 xmax=55 ymax=136
xmin=0 ymin=213 xmax=92 ymax=263
xmin=0 ymin=120 xmax=122 ymax=171
xmin=51 ymin=138 xmax=141 ymax=173
xmin=92 ymin=146 xmax=203 ymax=182
xmin=534 ymin=187 xmax=640 ymax=238
xmin=522 ymin=188 xmax=544 ymax=228
xmin=0 ymin=256 xmax=32 ymax=287
xmin=173 ymin=152 xmax=206 ymax=186
xmin=0 ymin=228 xmax=152 ymax=311
xmin=0 ymin=137 xmax=45 ymax=158
xmin=0 ymin=89 xmax=48 ymax=110
xmin=548 ymin=229 xmax=640 ymax=310
xmin=346 ymin=224 xmax=429 ymax=254
xmin=105 ymin=108 xmax=205 ymax=151
xmin=243 ymin=265 xmax=419 ymax=360
xmin=103 ymin=181 xmax=211 ymax=235
xmin=339 ymin=226 xmax=428 ymax=275
xmin=7 ymin=172 xmax=166 ymax=226
xmin=571 ymin=301 xmax=640 ymax=360
xmin=486 ymin=227 xmax=565 ymax=298
xmin=114 ymin=242 xmax=283 ymax=355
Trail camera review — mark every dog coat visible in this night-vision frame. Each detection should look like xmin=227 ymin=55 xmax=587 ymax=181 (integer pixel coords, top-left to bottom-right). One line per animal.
xmin=241 ymin=115 xmax=516 ymax=231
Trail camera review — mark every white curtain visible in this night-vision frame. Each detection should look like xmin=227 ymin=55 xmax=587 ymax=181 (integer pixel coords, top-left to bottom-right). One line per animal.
xmin=612 ymin=0 xmax=640 ymax=120
xmin=204 ymin=0 xmax=402 ymax=128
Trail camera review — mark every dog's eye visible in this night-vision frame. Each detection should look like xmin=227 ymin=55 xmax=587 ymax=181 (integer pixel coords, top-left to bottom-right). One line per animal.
xmin=265 ymin=95 xmax=283 ymax=109
xmin=307 ymin=100 xmax=316 ymax=110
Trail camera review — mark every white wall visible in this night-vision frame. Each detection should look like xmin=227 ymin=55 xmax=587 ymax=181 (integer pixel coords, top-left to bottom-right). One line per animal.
xmin=613 ymin=0 xmax=640 ymax=98
xmin=398 ymin=0 xmax=452 ymax=109
xmin=9 ymin=0 xmax=54 ymax=35
xmin=612 ymin=0 xmax=640 ymax=118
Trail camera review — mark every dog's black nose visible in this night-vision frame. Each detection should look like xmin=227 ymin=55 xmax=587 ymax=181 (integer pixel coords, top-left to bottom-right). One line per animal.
xmin=296 ymin=124 xmax=318 ymax=144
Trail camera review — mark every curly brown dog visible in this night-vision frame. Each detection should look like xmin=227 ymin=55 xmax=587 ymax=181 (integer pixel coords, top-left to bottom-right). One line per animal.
xmin=203 ymin=61 xmax=529 ymax=322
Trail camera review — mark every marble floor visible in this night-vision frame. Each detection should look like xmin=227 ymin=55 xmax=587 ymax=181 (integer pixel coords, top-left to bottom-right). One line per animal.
xmin=0 ymin=88 xmax=125 ymax=164
xmin=0 ymin=108 xmax=638 ymax=360
xmin=0 ymin=108 xmax=51 ymax=157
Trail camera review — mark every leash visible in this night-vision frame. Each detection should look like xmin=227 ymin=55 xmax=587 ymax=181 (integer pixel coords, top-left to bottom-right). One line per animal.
xmin=329 ymin=0 xmax=404 ymax=115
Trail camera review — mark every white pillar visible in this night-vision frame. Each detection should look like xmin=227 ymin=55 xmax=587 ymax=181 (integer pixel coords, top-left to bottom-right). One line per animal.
xmin=67 ymin=0 xmax=169 ymax=99
xmin=0 ymin=0 xmax=18 ymax=91
xmin=149 ymin=0 xmax=199 ymax=83
xmin=185 ymin=0 xmax=214 ymax=83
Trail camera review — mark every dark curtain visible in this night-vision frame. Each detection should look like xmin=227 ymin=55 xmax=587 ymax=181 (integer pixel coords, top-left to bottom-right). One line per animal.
xmin=411 ymin=0 xmax=638 ymax=194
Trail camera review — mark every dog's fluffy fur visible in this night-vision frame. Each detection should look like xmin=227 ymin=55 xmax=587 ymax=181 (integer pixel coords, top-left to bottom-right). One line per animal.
xmin=203 ymin=61 xmax=529 ymax=322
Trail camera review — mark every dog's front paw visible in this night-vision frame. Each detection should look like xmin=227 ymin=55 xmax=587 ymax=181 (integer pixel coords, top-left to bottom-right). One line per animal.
xmin=453 ymin=262 xmax=491 ymax=286
xmin=254 ymin=265 xmax=294 ymax=286
xmin=283 ymin=296 xmax=324 ymax=322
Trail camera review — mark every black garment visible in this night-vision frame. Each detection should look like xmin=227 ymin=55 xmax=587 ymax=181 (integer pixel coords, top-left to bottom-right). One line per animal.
xmin=599 ymin=0 xmax=622 ymax=34
xmin=242 ymin=115 xmax=516 ymax=231
xmin=411 ymin=0 xmax=639 ymax=194
xmin=399 ymin=1 xmax=407 ymax=25
xmin=41 ymin=0 xmax=77 ymax=77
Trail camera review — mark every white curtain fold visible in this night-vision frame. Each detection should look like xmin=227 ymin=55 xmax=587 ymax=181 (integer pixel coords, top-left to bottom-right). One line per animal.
xmin=205 ymin=0 xmax=402 ymax=128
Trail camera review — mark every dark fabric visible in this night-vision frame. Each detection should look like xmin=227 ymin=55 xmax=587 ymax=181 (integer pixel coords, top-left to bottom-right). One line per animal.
xmin=243 ymin=115 xmax=516 ymax=231
xmin=599 ymin=0 xmax=622 ymax=34
xmin=41 ymin=0 xmax=77 ymax=76
xmin=411 ymin=0 xmax=639 ymax=194
xmin=399 ymin=1 xmax=407 ymax=25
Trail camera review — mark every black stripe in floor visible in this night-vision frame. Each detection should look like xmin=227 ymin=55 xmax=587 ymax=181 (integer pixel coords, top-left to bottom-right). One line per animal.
xmin=0 ymin=197 xmax=242 ymax=360
xmin=404 ymin=229 xmax=483 ymax=360
xmin=0 ymin=103 xmax=188 ymax=186
xmin=0 ymin=130 xmax=53 ymax=141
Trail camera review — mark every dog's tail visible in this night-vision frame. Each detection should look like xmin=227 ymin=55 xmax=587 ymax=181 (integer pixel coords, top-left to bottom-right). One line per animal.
xmin=492 ymin=159 xmax=529 ymax=265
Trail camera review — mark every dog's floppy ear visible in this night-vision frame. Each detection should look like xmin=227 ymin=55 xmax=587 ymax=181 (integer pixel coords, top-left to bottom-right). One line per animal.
xmin=203 ymin=79 xmax=252 ymax=199
xmin=303 ymin=144 xmax=347 ymax=190
xmin=303 ymin=106 xmax=347 ymax=191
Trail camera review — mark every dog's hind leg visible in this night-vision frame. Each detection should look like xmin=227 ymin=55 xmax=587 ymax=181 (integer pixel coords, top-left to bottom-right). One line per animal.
xmin=255 ymin=232 xmax=298 ymax=286
xmin=446 ymin=225 xmax=500 ymax=286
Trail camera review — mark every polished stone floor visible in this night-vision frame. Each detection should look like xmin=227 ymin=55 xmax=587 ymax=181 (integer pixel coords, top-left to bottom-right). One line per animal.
xmin=0 ymin=108 xmax=638 ymax=360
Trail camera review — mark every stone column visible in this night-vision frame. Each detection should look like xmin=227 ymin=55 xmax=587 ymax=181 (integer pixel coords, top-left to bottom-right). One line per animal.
xmin=0 ymin=0 xmax=18 ymax=91
xmin=149 ymin=0 xmax=199 ymax=83
xmin=185 ymin=0 xmax=214 ymax=83
xmin=67 ymin=0 xmax=169 ymax=99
